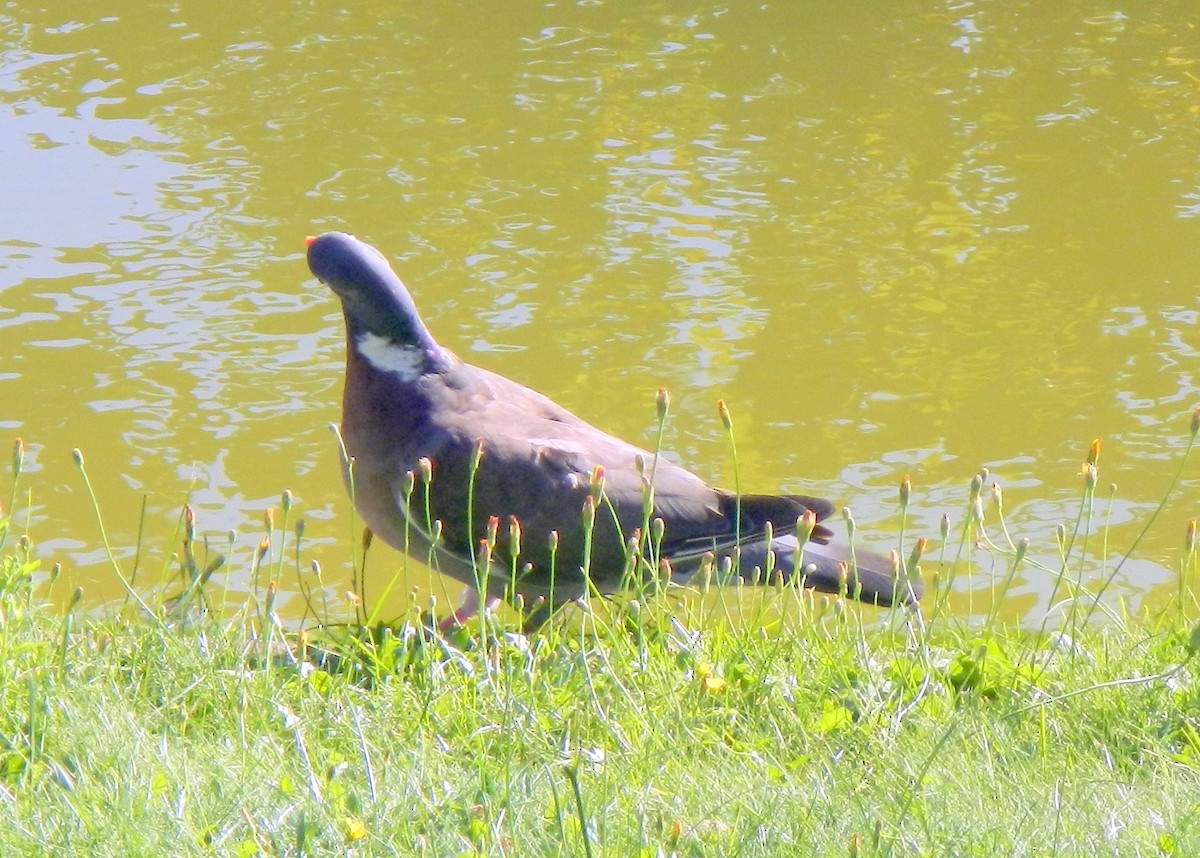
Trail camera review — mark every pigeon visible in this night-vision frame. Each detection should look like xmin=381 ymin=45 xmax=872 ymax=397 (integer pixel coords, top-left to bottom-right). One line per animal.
xmin=306 ymin=231 xmax=921 ymax=628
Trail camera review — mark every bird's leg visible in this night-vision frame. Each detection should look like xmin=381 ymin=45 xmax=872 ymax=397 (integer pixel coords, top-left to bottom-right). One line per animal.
xmin=438 ymin=585 xmax=501 ymax=632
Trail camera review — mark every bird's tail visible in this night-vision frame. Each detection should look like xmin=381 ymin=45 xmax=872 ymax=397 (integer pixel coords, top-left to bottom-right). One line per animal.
xmin=734 ymin=535 xmax=922 ymax=608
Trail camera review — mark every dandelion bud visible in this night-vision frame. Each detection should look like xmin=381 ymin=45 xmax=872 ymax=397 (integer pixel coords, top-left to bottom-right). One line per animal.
xmin=1192 ymin=407 xmax=1200 ymax=438
xmin=69 ymin=586 xmax=83 ymax=610
xmin=50 ymin=562 xmax=61 ymax=583
xmin=1015 ymin=537 xmax=1029 ymax=565
xmin=402 ymin=470 xmax=415 ymax=497
xmin=589 ymin=465 xmax=606 ymax=499
xmin=940 ymin=513 xmax=950 ymax=540
xmin=257 ymin=535 xmax=270 ymax=562
xmin=969 ymin=473 xmax=982 ymax=501
xmin=470 ymin=438 xmax=484 ymax=471
xmin=842 ymin=507 xmax=855 ymax=540
xmin=548 ymin=530 xmax=559 ymax=554
xmin=763 ymin=520 xmax=773 ymax=547
xmin=310 ymin=560 xmax=322 ymax=579
xmin=282 ymin=489 xmax=293 ymax=515
xmin=417 ymin=457 xmax=433 ymax=484
xmin=798 ymin=508 xmax=817 ymax=543
xmin=634 ymin=453 xmax=646 ymax=476
xmin=184 ymin=504 xmax=196 ymax=542
xmin=1055 ymin=523 xmax=1067 ymax=552
xmin=991 ymin=483 xmax=1003 ymax=511
xmin=264 ymin=507 xmax=275 ymax=532
xmin=486 ymin=515 xmax=499 ymax=548
xmin=295 ymin=519 xmax=305 ymax=539
xmin=1081 ymin=462 xmax=1097 ymax=490
xmin=361 ymin=527 xmax=373 ymax=552
xmin=717 ymin=398 xmax=733 ymax=430
xmin=476 ymin=537 xmax=492 ymax=568
xmin=72 ymin=448 xmax=84 ymax=468
xmin=908 ymin=537 xmax=927 ymax=570
xmin=899 ymin=474 xmax=911 ymax=507
xmin=431 ymin=519 xmax=443 ymax=543
xmin=658 ymin=557 xmax=673 ymax=583
xmin=508 ymin=515 xmax=522 ymax=557
xmin=1187 ymin=518 xmax=1197 ymax=554
xmin=651 ymin=516 xmax=665 ymax=543
xmin=656 ymin=387 xmax=670 ymax=421
xmin=581 ymin=495 xmax=596 ymax=529
xmin=1087 ymin=438 xmax=1102 ymax=466
xmin=12 ymin=438 xmax=24 ymax=477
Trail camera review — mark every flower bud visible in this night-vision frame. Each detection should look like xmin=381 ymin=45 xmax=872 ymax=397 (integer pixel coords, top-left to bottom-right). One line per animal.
xmin=656 ymin=387 xmax=670 ymax=422
xmin=717 ymin=399 xmax=733 ymax=430
xmin=651 ymin=516 xmax=665 ymax=543
xmin=508 ymin=515 xmax=522 ymax=557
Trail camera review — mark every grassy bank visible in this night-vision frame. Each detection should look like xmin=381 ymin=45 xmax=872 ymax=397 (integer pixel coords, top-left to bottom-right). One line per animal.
xmin=2 ymin=429 xmax=1200 ymax=856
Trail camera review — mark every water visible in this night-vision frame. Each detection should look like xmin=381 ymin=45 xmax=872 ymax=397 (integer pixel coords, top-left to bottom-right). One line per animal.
xmin=3 ymin=2 xmax=1199 ymax=622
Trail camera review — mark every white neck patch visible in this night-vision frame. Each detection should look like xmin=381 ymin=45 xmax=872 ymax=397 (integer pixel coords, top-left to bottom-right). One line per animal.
xmin=355 ymin=332 xmax=426 ymax=382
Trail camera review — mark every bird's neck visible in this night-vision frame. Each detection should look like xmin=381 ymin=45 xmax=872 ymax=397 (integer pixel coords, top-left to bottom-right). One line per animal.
xmin=344 ymin=316 xmax=454 ymax=383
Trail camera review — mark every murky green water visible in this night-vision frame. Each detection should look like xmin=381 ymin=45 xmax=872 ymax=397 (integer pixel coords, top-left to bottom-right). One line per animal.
xmin=3 ymin=2 xmax=1200 ymax=623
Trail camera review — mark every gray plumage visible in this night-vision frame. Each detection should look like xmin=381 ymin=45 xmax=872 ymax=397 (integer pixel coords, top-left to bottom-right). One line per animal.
xmin=307 ymin=231 xmax=921 ymax=624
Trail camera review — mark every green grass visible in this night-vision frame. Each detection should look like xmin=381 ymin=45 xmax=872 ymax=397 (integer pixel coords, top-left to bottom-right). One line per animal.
xmin=2 ymin=419 xmax=1200 ymax=856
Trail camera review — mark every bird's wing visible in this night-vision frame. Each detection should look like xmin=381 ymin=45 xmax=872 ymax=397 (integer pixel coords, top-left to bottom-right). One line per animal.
xmin=394 ymin=364 xmax=733 ymax=584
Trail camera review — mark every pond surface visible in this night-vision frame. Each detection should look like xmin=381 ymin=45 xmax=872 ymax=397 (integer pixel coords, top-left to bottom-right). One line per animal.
xmin=3 ymin=2 xmax=1200 ymax=624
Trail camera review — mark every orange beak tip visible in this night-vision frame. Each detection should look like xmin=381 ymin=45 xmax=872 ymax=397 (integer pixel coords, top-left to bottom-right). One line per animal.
xmin=304 ymin=235 xmax=317 ymax=248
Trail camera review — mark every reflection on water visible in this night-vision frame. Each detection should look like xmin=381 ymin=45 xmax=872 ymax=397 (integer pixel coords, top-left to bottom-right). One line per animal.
xmin=2 ymin=2 xmax=1199 ymax=625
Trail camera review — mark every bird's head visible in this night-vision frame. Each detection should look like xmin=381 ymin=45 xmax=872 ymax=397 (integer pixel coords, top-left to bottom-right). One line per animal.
xmin=306 ymin=231 xmax=437 ymax=351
